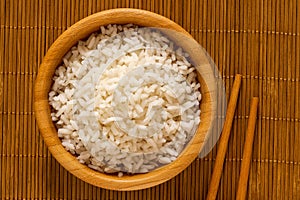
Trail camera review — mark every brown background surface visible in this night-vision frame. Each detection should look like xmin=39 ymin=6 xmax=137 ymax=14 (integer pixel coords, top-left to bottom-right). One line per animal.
xmin=0 ymin=0 xmax=299 ymax=199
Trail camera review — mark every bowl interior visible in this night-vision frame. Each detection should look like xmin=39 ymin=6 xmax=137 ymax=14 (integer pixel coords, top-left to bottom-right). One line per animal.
xmin=34 ymin=8 xmax=215 ymax=191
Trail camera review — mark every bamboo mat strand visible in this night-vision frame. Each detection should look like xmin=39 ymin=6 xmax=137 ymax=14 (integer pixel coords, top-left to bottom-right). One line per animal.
xmin=1 ymin=0 xmax=300 ymax=199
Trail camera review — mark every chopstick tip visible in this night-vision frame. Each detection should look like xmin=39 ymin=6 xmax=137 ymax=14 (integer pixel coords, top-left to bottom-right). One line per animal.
xmin=252 ymin=97 xmax=259 ymax=103
xmin=235 ymin=74 xmax=242 ymax=79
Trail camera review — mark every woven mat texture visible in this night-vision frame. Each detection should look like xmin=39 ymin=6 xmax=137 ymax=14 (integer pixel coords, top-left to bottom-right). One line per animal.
xmin=0 ymin=0 xmax=300 ymax=199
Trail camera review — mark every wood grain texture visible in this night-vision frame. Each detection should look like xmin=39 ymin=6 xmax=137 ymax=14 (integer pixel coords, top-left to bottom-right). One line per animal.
xmin=34 ymin=8 xmax=216 ymax=191
xmin=1 ymin=0 xmax=299 ymax=198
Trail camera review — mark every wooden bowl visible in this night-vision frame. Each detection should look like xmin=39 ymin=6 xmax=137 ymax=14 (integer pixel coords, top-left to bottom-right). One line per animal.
xmin=34 ymin=8 xmax=216 ymax=191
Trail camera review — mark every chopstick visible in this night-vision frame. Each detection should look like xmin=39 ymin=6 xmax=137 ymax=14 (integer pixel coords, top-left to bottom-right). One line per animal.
xmin=206 ymin=74 xmax=242 ymax=200
xmin=236 ymin=97 xmax=259 ymax=200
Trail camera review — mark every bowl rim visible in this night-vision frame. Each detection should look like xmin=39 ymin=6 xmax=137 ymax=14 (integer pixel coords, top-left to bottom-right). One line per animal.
xmin=34 ymin=8 xmax=214 ymax=191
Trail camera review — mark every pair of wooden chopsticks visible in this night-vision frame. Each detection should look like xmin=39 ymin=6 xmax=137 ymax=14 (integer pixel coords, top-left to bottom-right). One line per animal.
xmin=206 ymin=74 xmax=259 ymax=200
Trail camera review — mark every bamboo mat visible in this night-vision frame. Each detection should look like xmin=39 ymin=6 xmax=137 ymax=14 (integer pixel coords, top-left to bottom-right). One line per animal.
xmin=0 ymin=0 xmax=299 ymax=199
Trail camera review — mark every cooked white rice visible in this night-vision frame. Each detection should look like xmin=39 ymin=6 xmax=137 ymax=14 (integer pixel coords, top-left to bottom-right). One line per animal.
xmin=49 ymin=24 xmax=201 ymax=175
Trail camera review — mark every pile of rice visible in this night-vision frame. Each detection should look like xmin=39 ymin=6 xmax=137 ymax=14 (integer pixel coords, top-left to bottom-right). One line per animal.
xmin=49 ymin=24 xmax=201 ymax=175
